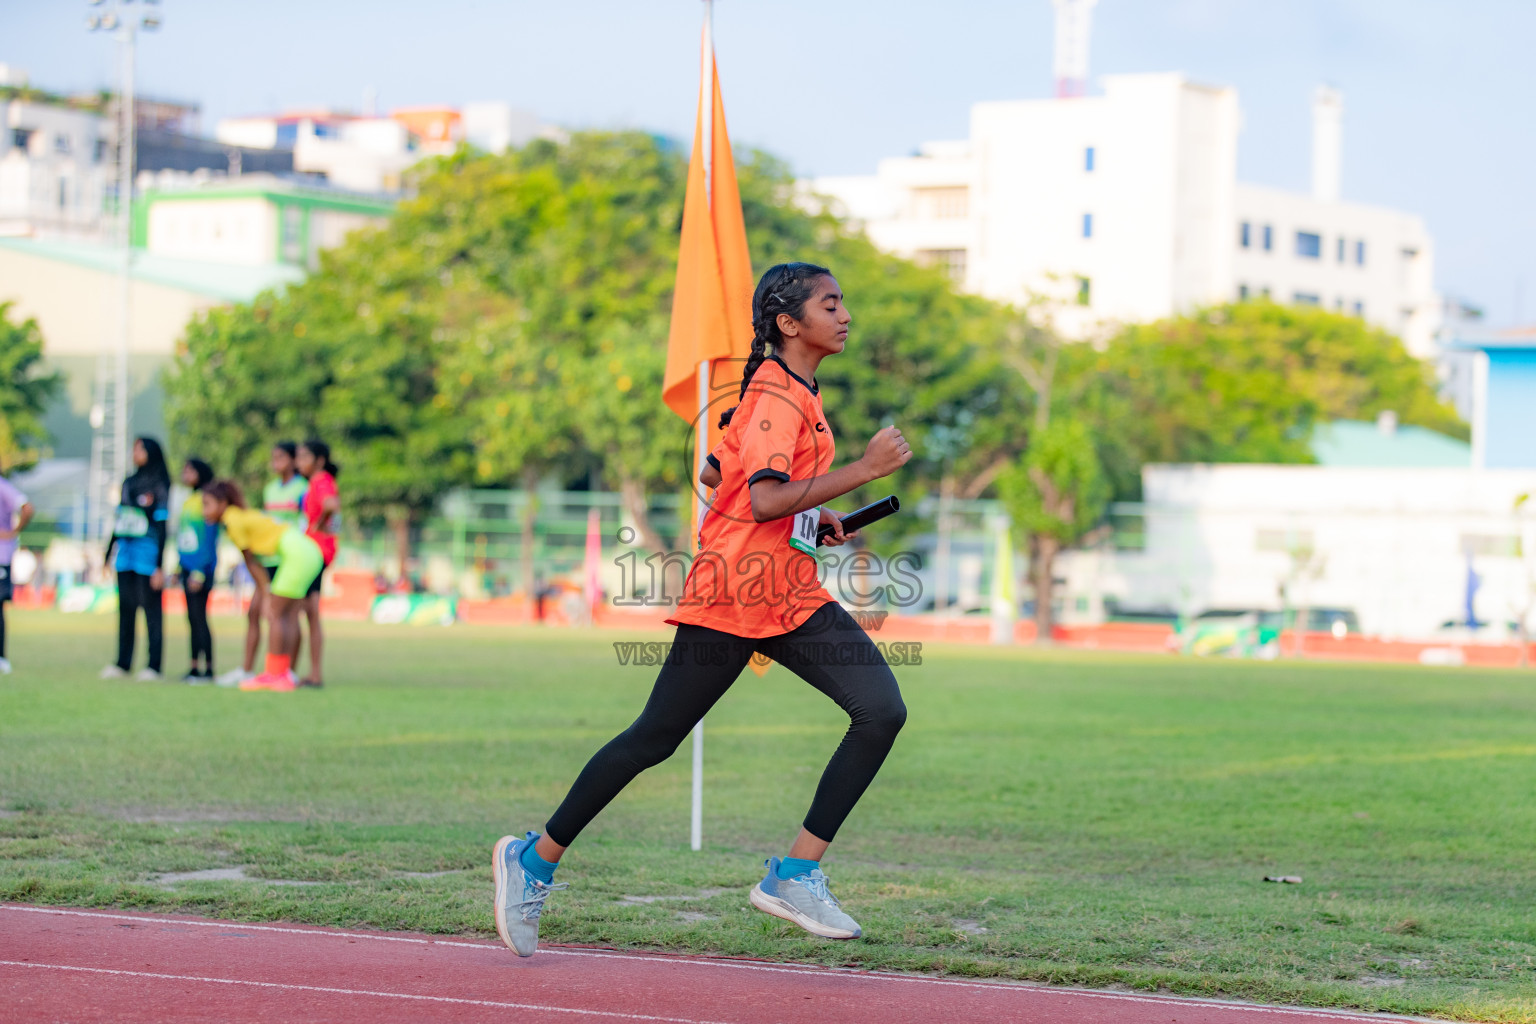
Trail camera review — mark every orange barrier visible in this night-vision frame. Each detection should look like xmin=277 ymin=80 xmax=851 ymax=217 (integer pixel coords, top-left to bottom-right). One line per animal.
xmin=1275 ymin=630 xmax=1536 ymax=667
xmin=23 ymin=581 xmax=1535 ymax=668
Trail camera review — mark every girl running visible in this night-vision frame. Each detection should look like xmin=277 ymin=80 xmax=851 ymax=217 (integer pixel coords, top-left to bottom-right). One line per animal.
xmin=294 ymin=439 xmax=340 ymax=688
xmin=101 ymin=437 xmax=170 ymax=681
xmin=493 ymin=262 xmax=913 ymax=956
xmin=200 ymin=481 xmax=325 ymax=693
xmin=176 ymin=458 xmax=218 ymax=682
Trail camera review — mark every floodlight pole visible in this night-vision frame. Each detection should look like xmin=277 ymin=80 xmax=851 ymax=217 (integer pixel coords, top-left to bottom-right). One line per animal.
xmin=690 ymin=0 xmax=715 ymax=855
xmin=86 ymin=1 xmax=156 ymax=545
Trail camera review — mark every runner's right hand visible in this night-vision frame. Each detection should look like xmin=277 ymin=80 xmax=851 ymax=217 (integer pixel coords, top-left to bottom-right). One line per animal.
xmin=862 ymin=425 xmax=912 ymax=479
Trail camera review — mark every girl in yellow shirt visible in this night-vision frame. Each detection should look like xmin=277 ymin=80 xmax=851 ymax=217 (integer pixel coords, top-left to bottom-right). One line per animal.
xmin=202 ymin=481 xmax=324 ymax=692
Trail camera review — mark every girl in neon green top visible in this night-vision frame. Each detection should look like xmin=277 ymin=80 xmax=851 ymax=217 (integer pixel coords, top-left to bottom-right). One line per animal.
xmin=202 ymin=480 xmax=323 ymax=692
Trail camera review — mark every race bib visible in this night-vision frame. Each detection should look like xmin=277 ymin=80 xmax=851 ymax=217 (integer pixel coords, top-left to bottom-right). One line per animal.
xmin=113 ymin=505 xmax=150 ymax=538
xmin=788 ymin=507 xmax=820 ymax=556
xmin=177 ymin=523 xmax=201 ymax=553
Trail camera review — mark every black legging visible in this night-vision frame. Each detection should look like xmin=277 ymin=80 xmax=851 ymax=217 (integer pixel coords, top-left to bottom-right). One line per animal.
xmin=116 ymin=570 xmax=163 ymax=673
xmin=545 ymin=601 xmax=906 ymax=847
xmin=183 ymin=574 xmax=212 ymax=673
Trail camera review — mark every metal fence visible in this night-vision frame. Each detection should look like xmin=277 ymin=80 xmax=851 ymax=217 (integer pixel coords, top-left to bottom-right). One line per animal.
xmin=14 ymin=480 xmax=1532 ymax=645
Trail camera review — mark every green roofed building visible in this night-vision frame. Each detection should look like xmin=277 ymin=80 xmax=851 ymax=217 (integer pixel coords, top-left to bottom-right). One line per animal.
xmin=1309 ymin=415 xmax=1471 ymax=469
xmin=132 ymin=174 xmax=394 ymax=271
xmin=0 ymin=175 xmax=393 ymax=458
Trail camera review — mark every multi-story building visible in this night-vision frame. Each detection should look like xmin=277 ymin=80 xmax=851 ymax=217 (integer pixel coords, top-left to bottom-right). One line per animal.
xmin=133 ymin=173 xmax=394 ymax=270
xmin=811 ymin=73 xmax=1440 ymax=355
xmin=215 ymin=102 xmax=558 ymax=193
xmin=0 ymin=68 xmax=113 ymax=240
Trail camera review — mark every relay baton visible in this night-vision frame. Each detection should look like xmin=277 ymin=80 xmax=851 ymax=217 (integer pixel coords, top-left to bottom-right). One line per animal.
xmin=816 ymin=495 xmax=901 ymax=546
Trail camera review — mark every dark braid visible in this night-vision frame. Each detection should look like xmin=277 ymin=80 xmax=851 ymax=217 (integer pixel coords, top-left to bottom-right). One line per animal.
xmin=738 ymin=261 xmax=831 ymax=405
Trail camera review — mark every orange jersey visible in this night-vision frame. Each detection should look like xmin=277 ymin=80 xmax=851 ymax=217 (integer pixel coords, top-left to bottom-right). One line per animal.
xmin=669 ymin=356 xmax=837 ymax=638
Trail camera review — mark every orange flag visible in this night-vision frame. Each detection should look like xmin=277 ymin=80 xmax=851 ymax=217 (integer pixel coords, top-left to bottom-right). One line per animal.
xmin=662 ymin=28 xmax=755 ymax=446
xmin=662 ymin=24 xmax=764 ymax=675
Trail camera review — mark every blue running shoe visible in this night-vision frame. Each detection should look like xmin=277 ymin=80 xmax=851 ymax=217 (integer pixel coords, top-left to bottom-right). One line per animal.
xmin=748 ymin=856 xmax=862 ymax=939
xmin=492 ymin=831 xmax=568 ymax=956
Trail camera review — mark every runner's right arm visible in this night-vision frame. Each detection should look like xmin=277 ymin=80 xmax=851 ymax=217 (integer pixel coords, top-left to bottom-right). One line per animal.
xmin=748 ymin=425 xmax=910 ymax=523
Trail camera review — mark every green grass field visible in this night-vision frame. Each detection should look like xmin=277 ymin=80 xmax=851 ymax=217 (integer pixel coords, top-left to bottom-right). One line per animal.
xmin=2 ymin=610 xmax=1534 ymax=1021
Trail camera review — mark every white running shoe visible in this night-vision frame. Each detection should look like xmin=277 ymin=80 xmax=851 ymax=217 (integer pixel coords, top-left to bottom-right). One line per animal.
xmin=749 ymin=857 xmax=862 ymax=939
xmin=0 ymin=657 xmax=11 ymax=675
xmin=214 ymin=668 xmax=250 ymax=688
xmin=99 ymin=665 xmax=128 ymax=679
xmin=135 ymin=668 xmax=163 ymax=682
xmin=492 ymin=831 xmax=568 ymax=957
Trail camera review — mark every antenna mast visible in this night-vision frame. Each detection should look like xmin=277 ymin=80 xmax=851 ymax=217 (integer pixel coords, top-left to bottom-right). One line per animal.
xmin=1052 ymin=0 xmax=1098 ymax=98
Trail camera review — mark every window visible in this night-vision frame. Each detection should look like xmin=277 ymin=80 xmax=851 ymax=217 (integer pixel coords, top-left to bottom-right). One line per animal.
xmin=1337 ymin=237 xmax=1346 ymax=263
xmin=93 ymin=138 xmax=108 ymax=163
xmin=57 ymin=179 xmax=67 ymax=210
xmin=279 ymin=204 xmax=305 ymax=265
xmin=917 ymin=248 xmax=967 ymax=284
xmin=1239 ymin=221 xmax=1251 ymax=248
xmin=1293 ymin=292 xmax=1321 ymax=306
xmin=1334 ymin=297 xmax=1344 ymax=310
xmin=1262 ymin=225 xmax=1273 ymax=251
xmin=1082 ymin=212 xmax=1093 ymax=239
xmin=1110 ymin=512 xmax=1146 ymax=551
xmin=275 ymin=122 xmax=298 ymax=148
xmin=54 ymin=133 xmax=71 ymax=155
xmin=1355 ymin=240 xmax=1365 ymax=265
xmin=1238 ymin=283 xmax=1249 ymax=300
xmin=1260 ymin=285 xmax=1272 ymax=298
xmin=1075 ymin=276 xmax=1091 ymax=306
xmin=1352 ymin=300 xmax=1363 ymax=316
xmin=1295 ymin=231 xmax=1322 ymax=259
xmin=1084 ymin=146 xmax=1095 ymax=172
xmin=913 ymin=186 xmax=968 ymax=219
xmin=10 ymin=127 xmax=33 ymax=151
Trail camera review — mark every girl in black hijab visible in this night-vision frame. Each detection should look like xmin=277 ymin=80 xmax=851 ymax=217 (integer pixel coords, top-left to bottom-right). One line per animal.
xmin=102 ymin=437 xmax=171 ymax=680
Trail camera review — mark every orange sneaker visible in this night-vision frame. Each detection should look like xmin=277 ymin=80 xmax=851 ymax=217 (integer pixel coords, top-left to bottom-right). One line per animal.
xmin=241 ymin=671 xmax=297 ymax=692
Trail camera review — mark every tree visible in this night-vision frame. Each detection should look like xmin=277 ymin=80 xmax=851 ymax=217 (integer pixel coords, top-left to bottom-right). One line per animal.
xmin=1091 ymin=301 xmax=1465 ymax=498
xmin=164 ymin=298 xmax=332 ymax=490
xmin=0 ymin=302 xmax=62 ymax=473
xmin=568 ymin=317 xmax=681 ymax=554
xmin=165 ymin=243 xmax=478 ymax=573
xmin=999 ymin=420 xmax=1110 ymax=645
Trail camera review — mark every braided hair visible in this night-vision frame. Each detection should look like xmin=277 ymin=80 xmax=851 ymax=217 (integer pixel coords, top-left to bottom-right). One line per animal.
xmin=718 ymin=261 xmax=831 ymax=429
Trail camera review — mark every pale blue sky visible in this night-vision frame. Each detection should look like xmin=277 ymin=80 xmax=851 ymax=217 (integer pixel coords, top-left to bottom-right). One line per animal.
xmin=6 ymin=0 xmax=1532 ymax=325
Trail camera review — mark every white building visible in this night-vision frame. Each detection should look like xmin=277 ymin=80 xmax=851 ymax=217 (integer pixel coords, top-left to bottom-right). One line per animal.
xmin=137 ymin=174 xmax=394 ymax=269
xmin=1088 ymin=460 xmax=1535 ymax=640
xmin=216 ymin=103 xmax=558 ymax=194
xmin=217 ymin=112 xmax=419 ymax=193
xmin=811 ymin=75 xmax=1440 ymax=355
xmin=0 ymin=71 xmax=112 ymax=240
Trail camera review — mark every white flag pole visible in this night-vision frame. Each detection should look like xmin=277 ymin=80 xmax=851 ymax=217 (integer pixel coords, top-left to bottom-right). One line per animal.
xmin=689 ymin=0 xmax=715 ymax=854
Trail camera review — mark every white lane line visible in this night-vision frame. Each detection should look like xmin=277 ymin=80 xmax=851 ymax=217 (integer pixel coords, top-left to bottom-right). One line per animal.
xmin=0 ymin=960 xmax=730 ymax=1024
xmin=1 ymin=905 xmax=1427 ymax=1023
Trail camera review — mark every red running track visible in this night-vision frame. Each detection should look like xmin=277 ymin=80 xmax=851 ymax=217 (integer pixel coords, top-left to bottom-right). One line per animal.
xmin=0 ymin=904 xmax=1426 ymax=1024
